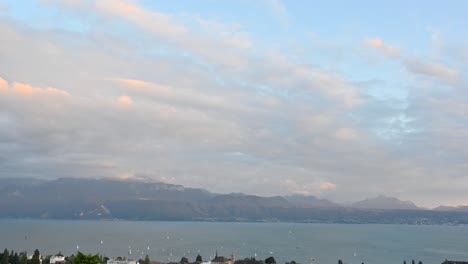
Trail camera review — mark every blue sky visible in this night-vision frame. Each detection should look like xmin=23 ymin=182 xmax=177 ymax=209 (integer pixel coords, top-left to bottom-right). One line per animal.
xmin=0 ymin=0 xmax=467 ymax=207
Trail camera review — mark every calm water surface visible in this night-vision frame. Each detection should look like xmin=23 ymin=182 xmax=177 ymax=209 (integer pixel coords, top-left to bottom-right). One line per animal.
xmin=1 ymin=220 xmax=468 ymax=264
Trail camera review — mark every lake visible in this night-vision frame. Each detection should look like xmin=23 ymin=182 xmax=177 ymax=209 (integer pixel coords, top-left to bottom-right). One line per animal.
xmin=1 ymin=220 xmax=468 ymax=264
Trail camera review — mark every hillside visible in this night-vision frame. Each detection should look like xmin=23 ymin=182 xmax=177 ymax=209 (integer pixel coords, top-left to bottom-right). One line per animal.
xmin=1 ymin=178 xmax=468 ymax=224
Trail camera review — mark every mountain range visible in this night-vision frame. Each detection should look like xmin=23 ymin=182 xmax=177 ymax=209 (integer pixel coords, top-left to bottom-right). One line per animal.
xmin=1 ymin=177 xmax=467 ymax=224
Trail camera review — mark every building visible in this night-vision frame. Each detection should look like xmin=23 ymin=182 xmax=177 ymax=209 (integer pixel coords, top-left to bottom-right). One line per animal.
xmin=49 ymin=256 xmax=66 ymax=264
xmin=108 ymin=258 xmax=137 ymax=264
xmin=211 ymin=252 xmax=235 ymax=264
xmin=442 ymin=261 xmax=468 ymax=264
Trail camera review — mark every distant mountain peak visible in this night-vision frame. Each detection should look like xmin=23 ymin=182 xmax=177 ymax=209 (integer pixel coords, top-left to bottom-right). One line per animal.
xmin=350 ymin=195 xmax=420 ymax=210
xmin=434 ymin=205 xmax=468 ymax=212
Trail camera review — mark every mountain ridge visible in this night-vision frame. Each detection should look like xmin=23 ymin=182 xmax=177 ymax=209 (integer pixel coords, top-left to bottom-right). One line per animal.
xmin=349 ymin=195 xmax=421 ymax=210
xmin=1 ymin=177 xmax=468 ymax=224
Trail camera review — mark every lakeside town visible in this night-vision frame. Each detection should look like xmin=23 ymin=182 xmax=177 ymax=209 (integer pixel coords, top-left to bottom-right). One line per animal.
xmin=1 ymin=248 xmax=466 ymax=264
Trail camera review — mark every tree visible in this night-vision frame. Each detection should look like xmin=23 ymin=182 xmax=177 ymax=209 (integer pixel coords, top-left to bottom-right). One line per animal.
xmin=196 ymin=255 xmax=202 ymax=262
xmin=144 ymin=255 xmax=150 ymax=264
xmin=65 ymin=255 xmax=74 ymax=264
xmin=19 ymin=252 xmax=27 ymax=264
xmin=31 ymin=250 xmax=40 ymax=264
xmin=74 ymin=252 xmax=100 ymax=264
xmin=2 ymin=249 xmax=9 ymax=264
xmin=43 ymin=256 xmax=51 ymax=264
xmin=180 ymin=257 xmax=188 ymax=264
xmin=418 ymin=261 xmax=423 ymax=264
xmin=412 ymin=260 xmax=415 ymax=264
xmin=265 ymin=257 xmax=276 ymax=264
xmin=404 ymin=261 xmax=407 ymax=264
xmin=11 ymin=252 xmax=19 ymax=264
xmin=338 ymin=260 xmax=343 ymax=264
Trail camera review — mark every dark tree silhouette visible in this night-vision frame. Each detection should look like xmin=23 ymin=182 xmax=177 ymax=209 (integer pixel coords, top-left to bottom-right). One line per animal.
xmin=31 ymin=250 xmax=41 ymax=264
xmin=265 ymin=257 xmax=276 ymax=264
xmin=1 ymin=249 xmax=9 ymax=264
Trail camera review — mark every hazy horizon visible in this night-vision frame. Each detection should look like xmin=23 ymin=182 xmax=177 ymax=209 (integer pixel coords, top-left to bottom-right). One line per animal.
xmin=1 ymin=1 xmax=467 ymax=208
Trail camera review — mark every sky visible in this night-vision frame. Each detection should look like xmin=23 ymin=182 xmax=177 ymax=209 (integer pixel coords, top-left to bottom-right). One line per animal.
xmin=0 ymin=0 xmax=467 ymax=207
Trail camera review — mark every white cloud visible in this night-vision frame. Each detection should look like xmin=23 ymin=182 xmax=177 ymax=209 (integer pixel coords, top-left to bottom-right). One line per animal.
xmin=334 ymin=127 xmax=358 ymax=141
xmin=265 ymin=0 xmax=288 ymax=26
xmin=95 ymin=0 xmax=251 ymax=68
xmin=404 ymin=58 xmax=459 ymax=85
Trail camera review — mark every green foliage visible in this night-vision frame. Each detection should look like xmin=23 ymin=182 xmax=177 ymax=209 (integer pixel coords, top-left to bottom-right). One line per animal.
xmin=144 ymin=255 xmax=150 ymax=264
xmin=265 ymin=257 xmax=276 ymax=264
xmin=19 ymin=252 xmax=27 ymax=264
xmin=404 ymin=261 xmax=407 ymax=264
xmin=180 ymin=257 xmax=188 ymax=264
xmin=196 ymin=255 xmax=202 ymax=262
xmin=2 ymin=249 xmax=9 ymax=264
xmin=418 ymin=261 xmax=423 ymax=264
xmin=412 ymin=260 xmax=415 ymax=264
xmin=74 ymin=252 xmax=100 ymax=264
xmin=31 ymin=250 xmax=40 ymax=264
xmin=338 ymin=260 xmax=343 ymax=264
xmin=43 ymin=256 xmax=51 ymax=264
xmin=11 ymin=252 xmax=20 ymax=264
xmin=65 ymin=254 xmax=75 ymax=264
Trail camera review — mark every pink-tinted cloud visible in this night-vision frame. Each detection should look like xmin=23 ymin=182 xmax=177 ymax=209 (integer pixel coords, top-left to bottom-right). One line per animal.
xmin=118 ymin=95 xmax=133 ymax=106
xmin=96 ymin=0 xmax=186 ymax=38
xmin=112 ymin=78 xmax=170 ymax=92
xmin=365 ymin=37 xmax=401 ymax=58
xmin=0 ymin=76 xmax=70 ymax=97
xmin=320 ymin=182 xmax=337 ymax=190
xmin=0 ymin=77 xmax=8 ymax=91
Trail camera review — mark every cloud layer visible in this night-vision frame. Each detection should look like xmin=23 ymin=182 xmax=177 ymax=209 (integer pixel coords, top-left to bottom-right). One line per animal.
xmin=0 ymin=0 xmax=467 ymax=207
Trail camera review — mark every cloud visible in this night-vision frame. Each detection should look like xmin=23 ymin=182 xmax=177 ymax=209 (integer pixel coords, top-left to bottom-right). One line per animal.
xmin=39 ymin=0 xmax=83 ymax=7
xmin=96 ymin=0 xmax=187 ymax=38
xmin=2 ymin=2 xmax=468 ymax=207
xmin=320 ymin=182 xmax=337 ymax=190
xmin=265 ymin=0 xmax=288 ymax=26
xmin=0 ymin=77 xmax=70 ymax=97
xmin=118 ymin=95 xmax=133 ymax=105
xmin=0 ymin=77 xmax=8 ymax=91
xmin=334 ymin=127 xmax=358 ymax=140
xmin=112 ymin=78 xmax=170 ymax=92
xmin=95 ymin=0 xmax=251 ymax=68
xmin=113 ymin=78 xmax=153 ymax=88
xmin=404 ymin=58 xmax=459 ymax=85
xmin=364 ymin=37 xmax=401 ymax=58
